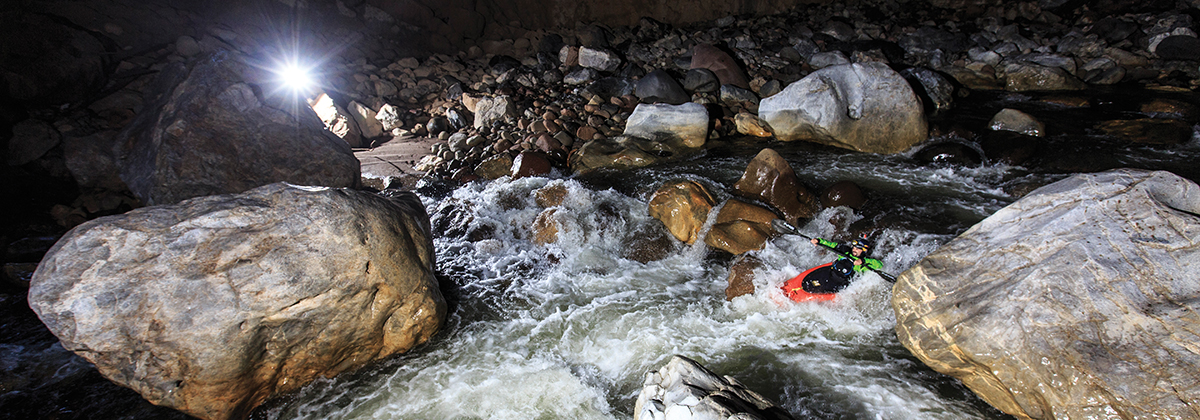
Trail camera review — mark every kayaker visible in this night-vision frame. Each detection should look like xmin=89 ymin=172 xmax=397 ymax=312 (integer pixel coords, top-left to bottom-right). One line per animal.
xmin=802 ymin=236 xmax=883 ymax=293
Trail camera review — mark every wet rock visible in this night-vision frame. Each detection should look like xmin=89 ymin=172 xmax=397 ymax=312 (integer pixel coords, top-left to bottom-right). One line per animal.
xmin=474 ymin=153 xmax=513 ymax=180
xmin=474 ymin=95 xmax=516 ymax=128
xmin=28 ymin=183 xmax=445 ymax=420
xmin=759 ymin=62 xmax=928 ymax=154
xmin=1140 ymin=98 xmax=1200 ymax=122
xmin=116 ymin=56 xmax=360 ymax=206
xmin=988 ymin=108 xmax=1045 ymax=137
xmin=309 ymin=93 xmax=365 ymax=147
xmin=683 ymin=68 xmax=720 ymax=93
xmin=6 ymin=119 xmax=60 ymax=166
xmin=690 ymin=44 xmax=750 ymax=89
xmin=532 ymin=208 xmax=560 ymax=244
xmin=621 ymin=223 xmax=678 ymax=264
xmin=623 ymin=103 xmax=709 ymax=148
xmin=1003 ymin=62 xmax=1086 ymax=91
xmin=534 ymin=183 xmax=568 ymax=208
xmin=942 ymin=64 xmax=1003 ymax=90
xmin=1154 ymin=35 xmax=1200 ymax=61
xmin=734 ymin=112 xmax=773 ymax=138
xmin=636 ymin=69 xmax=690 ymax=105
xmin=733 ymin=148 xmax=820 ymax=225
xmin=704 ymin=200 xmax=779 ymax=255
xmin=821 ymin=180 xmax=866 ymax=210
xmin=635 ymin=355 xmax=796 ymax=420
xmin=1095 ymin=118 xmax=1194 ymax=145
xmin=980 ymin=130 xmax=1040 ymax=166
xmin=348 ymin=101 xmax=384 ymax=139
xmin=511 ymin=150 xmax=553 ymax=179
xmin=894 ymin=169 xmax=1200 ymax=420
xmin=725 ymin=254 xmax=763 ymax=300
xmin=901 ymin=67 xmax=956 ymax=114
xmin=914 ymin=142 xmax=983 ymax=166
xmin=648 ymin=180 xmax=715 ymax=245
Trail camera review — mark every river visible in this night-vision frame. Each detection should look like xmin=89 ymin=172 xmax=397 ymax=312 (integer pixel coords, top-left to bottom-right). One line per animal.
xmin=4 ymin=88 xmax=1198 ymax=420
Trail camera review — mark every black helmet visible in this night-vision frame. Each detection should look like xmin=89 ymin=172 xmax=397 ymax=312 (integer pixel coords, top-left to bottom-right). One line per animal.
xmin=849 ymin=237 xmax=873 ymax=252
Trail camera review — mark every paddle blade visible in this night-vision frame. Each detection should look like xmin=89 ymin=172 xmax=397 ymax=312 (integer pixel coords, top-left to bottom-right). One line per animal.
xmin=771 ymin=218 xmax=799 ymax=235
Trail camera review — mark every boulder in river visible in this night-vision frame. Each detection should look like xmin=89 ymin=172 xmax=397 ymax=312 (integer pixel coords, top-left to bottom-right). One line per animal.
xmin=114 ymin=52 xmax=361 ymax=206
xmin=704 ymin=200 xmax=779 ymax=255
xmin=635 ymin=355 xmax=795 ymax=420
xmin=648 ymin=180 xmax=715 ymax=245
xmin=893 ymin=169 xmax=1200 ymax=420
xmin=733 ymin=148 xmax=820 ymax=225
xmin=988 ymin=108 xmax=1044 ymax=137
xmin=622 ymin=102 xmax=709 ymax=148
xmin=28 ymin=183 xmax=446 ymax=420
xmin=759 ymin=62 xmax=927 ymax=154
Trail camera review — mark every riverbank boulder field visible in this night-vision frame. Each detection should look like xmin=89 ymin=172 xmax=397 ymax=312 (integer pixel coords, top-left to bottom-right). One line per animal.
xmin=27 ymin=183 xmax=446 ymax=420
xmin=893 ymin=169 xmax=1200 ymax=419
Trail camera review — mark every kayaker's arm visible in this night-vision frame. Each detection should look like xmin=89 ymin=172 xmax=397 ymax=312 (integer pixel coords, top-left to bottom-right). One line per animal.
xmin=853 ymin=257 xmax=883 ymax=273
xmin=811 ymin=238 xmax=840 ymax=249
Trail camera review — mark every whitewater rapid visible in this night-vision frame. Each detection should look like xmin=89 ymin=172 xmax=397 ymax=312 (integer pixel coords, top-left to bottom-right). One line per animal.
xmin=264 ymin=152 xmax=1014 ymax=419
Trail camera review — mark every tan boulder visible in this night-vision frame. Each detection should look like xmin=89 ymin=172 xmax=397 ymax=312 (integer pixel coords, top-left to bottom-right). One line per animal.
xmin=648 ymin=180 xmax=715 ymax=245
xmin=726 ymin=254 xmax=763 ymax=300
xmin=532 ymin=208 xmax=559 ymax=244
xmin=733 ymin=148 xmax=820 ymax=225
xmin=704 ymin=200 xmax=778 ymax=255
xmin=28 ymin=183 xmax=445 ymax=420
xmin=535 ymin=183 xmax=569 ymax=208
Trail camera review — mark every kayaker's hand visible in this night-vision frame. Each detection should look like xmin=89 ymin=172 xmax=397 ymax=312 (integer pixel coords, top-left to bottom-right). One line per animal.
xmin=810 ymin=238 xmax=819 ymax=245
xmin=854 ymin=258 xmax=863 ymax=266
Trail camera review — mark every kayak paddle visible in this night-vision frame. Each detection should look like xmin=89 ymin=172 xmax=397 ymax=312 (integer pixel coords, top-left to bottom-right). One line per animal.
xmin=770 ymin=219 xmax=898 ymax=283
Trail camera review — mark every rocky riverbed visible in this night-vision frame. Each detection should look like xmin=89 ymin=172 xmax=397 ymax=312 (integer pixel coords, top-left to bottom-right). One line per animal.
xmin=3 ymin=0 xmax=1200 ymax=419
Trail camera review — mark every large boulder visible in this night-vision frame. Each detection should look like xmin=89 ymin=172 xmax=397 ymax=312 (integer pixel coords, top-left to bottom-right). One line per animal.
xmin=28 ymin=183 xmax=446 ymax=420
xmin=733 ymin=148 xmax=820 ymax=225
xmin=648 ymin=180 xmax=715 ymax=245
xmin=690 ymin=44 xmax=750 ymax=89
xmin=759 ymin=62 xmax=927 ymax=154
xmin=893 ymin=169 xmax=1200 ymax=420
xmin=114 ymin=52 xmax=361 ymax=205
xmin=571 ymin=103 xmax=708 ymax=173
xmin=622 ymin=102 xmax=709 ymax=148
xmin=309 ymin=93 xmax=366 ymax=147
xmin=635 ymin=355 xmax=795 ymax=420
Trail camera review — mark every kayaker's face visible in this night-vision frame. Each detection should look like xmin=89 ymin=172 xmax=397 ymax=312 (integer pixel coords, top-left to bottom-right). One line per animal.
xmin=851 ymin=247 xmax=865 ymax=257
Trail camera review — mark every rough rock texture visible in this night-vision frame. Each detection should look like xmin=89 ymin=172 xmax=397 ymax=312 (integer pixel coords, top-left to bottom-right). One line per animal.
xmin=635 ymin=355 xmax=795 ymax=420
xmin=733 ymin=148 xmax=820 ymax=225
xmin=6 ymin=119 xmax=61 ymax=166
xmin=648 ymin=180 xmax=715 ymax=245
xmin=726 ymin=254 xmax=763 ymax=300
xmin=115 ymin=52 xmax=361 ymax=206
xmin=310 ymin=93 xmax=366 ymax=147
xmin=893 ymin=169 xmax=1200 ymax=420
xmin=704 ymin=200 xmax=779 ymax=255
xmin=28 ymin=183 xmax=446 ymax=420
xmin=759 ymin=62 xmax=927 ymax=154
xmin=622 ymin=102 xmax=710 ymax=149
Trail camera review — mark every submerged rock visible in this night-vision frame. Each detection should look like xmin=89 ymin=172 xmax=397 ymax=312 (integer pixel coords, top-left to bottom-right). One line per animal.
xmin=725 ymin=254 xmax=763 ymax=300
xmin=759 ymin=62 xmax=927 ymax=154
xmin=28 ymin=183 xmax=446 ymax=420
xmin=733 ymin=148 xmax=820 ymax=225
xmin=988 ymin=108 xmax=1045 ymax=137
xmin=704 ymin=199 xmax=779 ymax=255
xmin=648 ymin=180 xmax=715 ymax=245
xmin=635 ymin=355 xmax=795 ymax=420
xmin=894 ymin=169 xmax=1200 ymax=420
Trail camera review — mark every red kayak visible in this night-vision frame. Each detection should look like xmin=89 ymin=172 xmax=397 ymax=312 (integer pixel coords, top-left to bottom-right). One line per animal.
xmin=781 ymin=263 xmax=838 ymax=302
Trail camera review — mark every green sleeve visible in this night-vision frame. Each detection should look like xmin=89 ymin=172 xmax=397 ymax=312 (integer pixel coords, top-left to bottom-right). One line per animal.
xmin=853 ymin=257 xmax=883 ymax=273
xmin=815 ymin=238 xmax=839 ymax=249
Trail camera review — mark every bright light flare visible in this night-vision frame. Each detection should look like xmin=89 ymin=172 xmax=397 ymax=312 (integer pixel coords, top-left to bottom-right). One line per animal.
xmin=276 ymin=60 xmax=316 ymax=95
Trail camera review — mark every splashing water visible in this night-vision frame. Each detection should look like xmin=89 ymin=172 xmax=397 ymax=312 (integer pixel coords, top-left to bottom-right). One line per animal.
xmin=263 ymin=151 xmax=1012 ymax=419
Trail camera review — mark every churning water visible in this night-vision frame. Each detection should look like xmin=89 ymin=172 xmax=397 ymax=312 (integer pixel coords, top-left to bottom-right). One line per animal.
xmin=260 ymin=141 xmax=1045 ymax=420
